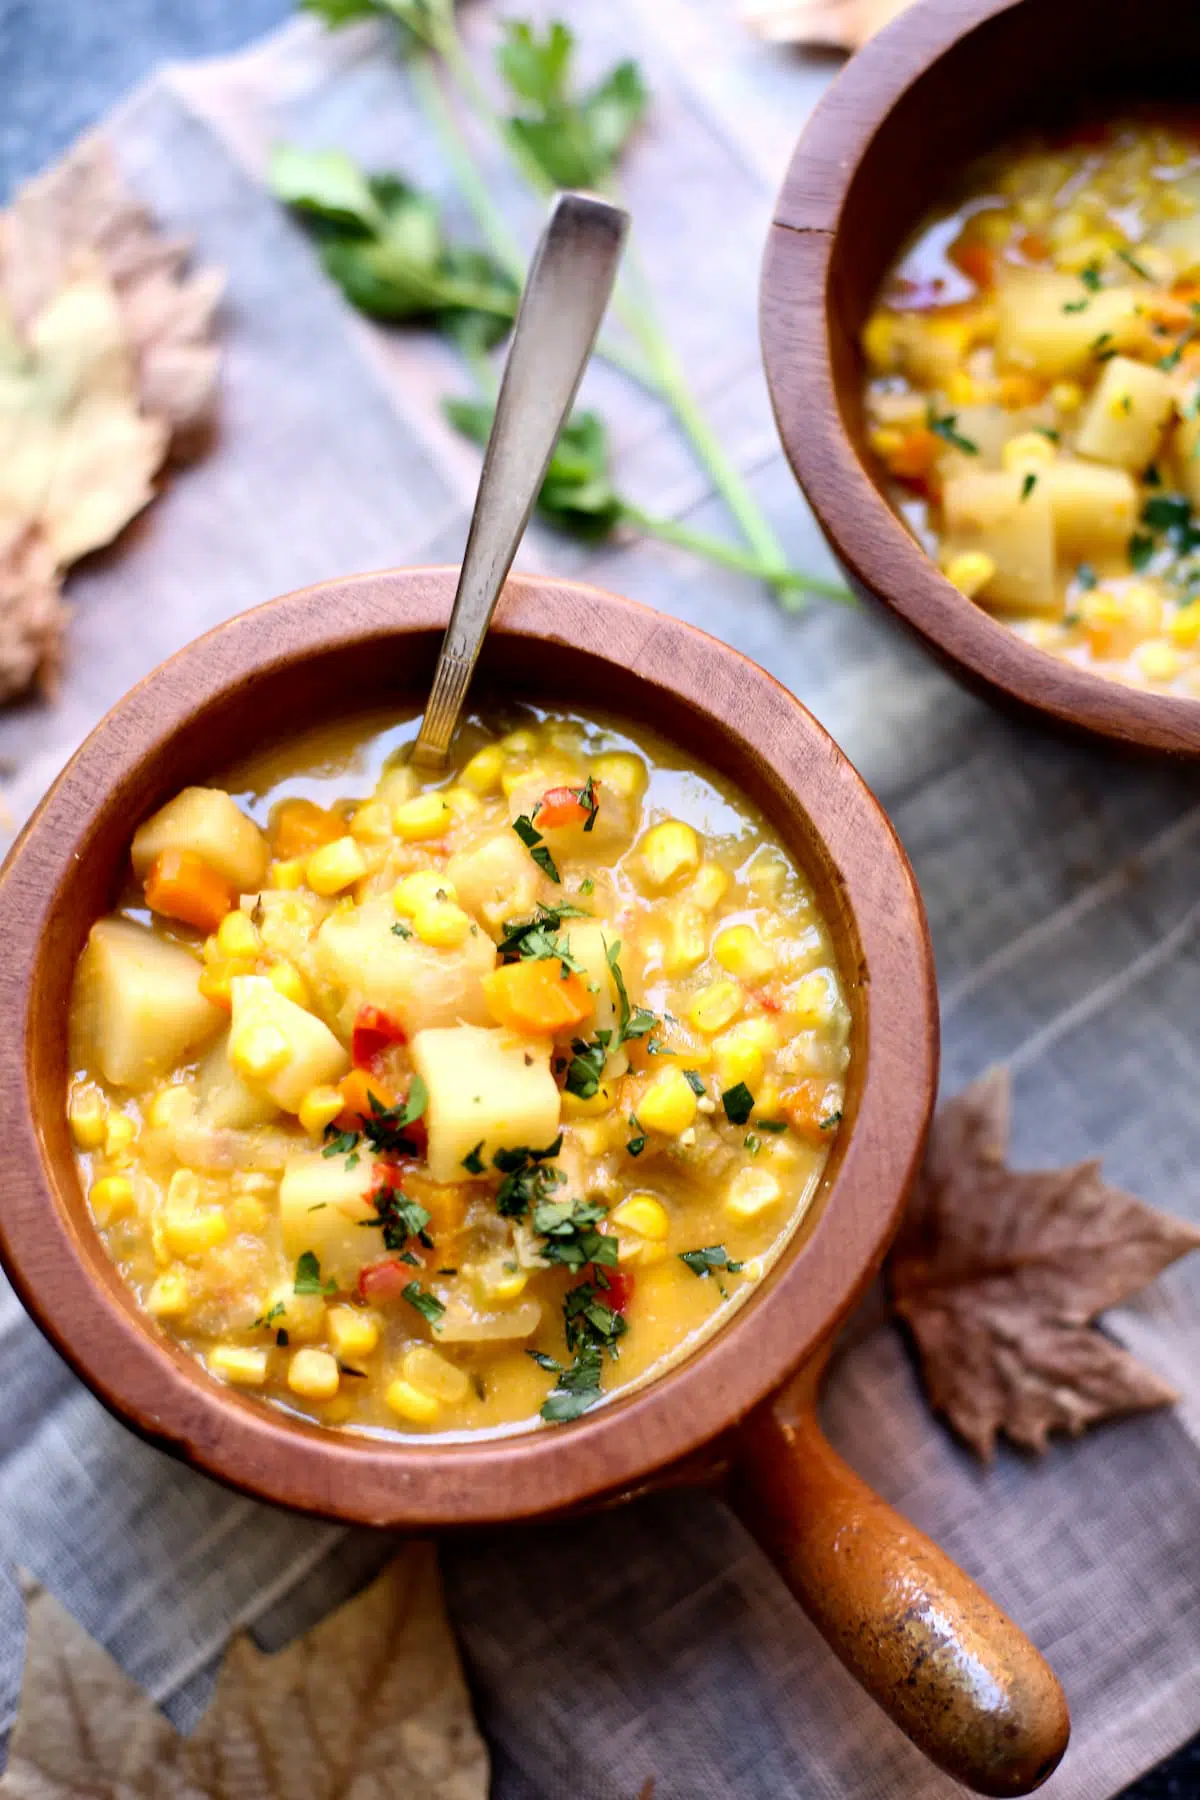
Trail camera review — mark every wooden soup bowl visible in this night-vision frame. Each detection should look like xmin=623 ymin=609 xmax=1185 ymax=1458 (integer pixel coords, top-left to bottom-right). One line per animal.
xmin=0 ymin=570 xmax=1067 ymax=1793
xmin=761 ymin=0 xmax=1200 ymax=755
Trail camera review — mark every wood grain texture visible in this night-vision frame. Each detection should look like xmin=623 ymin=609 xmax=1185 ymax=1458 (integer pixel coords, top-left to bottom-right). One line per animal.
xmin=731 ymin=1359 xmax=1070 ymax=1795
xmin=0 ymin=567 xmax=936 ymax=1528
xmin=761 ymin=0 xmax=1200 ymax=754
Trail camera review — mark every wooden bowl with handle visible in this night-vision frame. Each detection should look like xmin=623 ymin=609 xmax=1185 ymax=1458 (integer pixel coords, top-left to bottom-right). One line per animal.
xmin=761 ymin=0 xmax=1200 ymax=755
xmin=0 ymin=569 xmax=1068 ymax=1794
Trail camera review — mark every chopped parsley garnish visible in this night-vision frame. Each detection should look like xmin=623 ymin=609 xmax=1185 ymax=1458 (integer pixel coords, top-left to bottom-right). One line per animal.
xmin=564 ymin=1032 xmax=611 ymax=1099
xmin=461 ymin=1141 xmax=485 ymax=1175
xmin=1080 ymin=263 xmax=1103 ymax=292
xmin=1061 ymin=297 xmax=1090 ymax=314
xmin=1129 ymin=531 xmax=1156 ymax=572
xmin=721 ymin=1082 xmax=755 ymax=1126
xmin=322 ymin=1128 xmax=360 ymax=1165
xmin=532 ymin=1196 xmax=617 ymax=1271
xmin=401 ymin=1282 xmax=445 ymax=1327
xmin=1020 ymin=471 xmax=1038 ymax=503
xmin=1076 ymin=562 xmax=1098 ymax=591
xmin=1090 ymin=330 xmax=1115 ymax=359
xmin=604 ymin=937 xmax=657 ymax=1046
xmin=820 ymin=1109 xmax=844 ymax=1131
xmin=512 ymin=812 xmax=560 ymax=883
xmin=365 ymin=1183 xmax=432 ymax=1253
xmin=253 ymin=1300 xmax=286 ymax=1329
xmin=1143 ymin=493 xmax=1193 ymax=537
xmin=679 ymin=1244 xmax=745 ymax=1278
xmin=578 ymin=877 xmax=595 ymax=896
xmin=1034 ymin=425 xmax=1060 ymax=443
xmin=294 ymin=1250 xmax=336 ymax=1296
xmin=757 ymin=1118 xmax=788 ymax=1134
xmin=497 ymin=901 xmax=589 ymax=969
xmin=529 ymin=1343 xmax=605 ymax=1422
xmin=577 ymin=775 xmax=599 ymax=832
xmin=1116 ymin=247 xmax=1153 ymax=280
xmin=322 ymin=1081 xmax=427 ymax=1164
xmin=626 ymin=1114 xmax=646 ymax=1157
xmin=928 ymin=412 xmax=978 ymax=455
xmin=391 ymin=922 xmax=413 ymax=938
xmin=492 ymin=1139 xmax=564 ymax=1219
xmin=681 ymin=1068 xmax=706 ymax=1097
xmin=744 ymin=1133 xmax=761 ymax=1154
xmin=563 ymin=1278 xmax=626 ymax=1354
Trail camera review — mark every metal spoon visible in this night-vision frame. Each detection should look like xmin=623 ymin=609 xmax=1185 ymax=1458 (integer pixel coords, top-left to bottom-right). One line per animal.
xmin=413 ymin=190 xmax=629 ymax=768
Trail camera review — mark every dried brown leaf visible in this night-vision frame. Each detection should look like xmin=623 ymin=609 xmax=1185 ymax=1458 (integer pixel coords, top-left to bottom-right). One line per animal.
xmin=889 ymin=1068 xmax=1200 ymax=1459
xmin=741 ymin=0 xmax=912 ymax=50
xmin=2 ymin=1543 xmax=489 ymax=1800
xmin=0 ymin=530 xmax=66 ymax=700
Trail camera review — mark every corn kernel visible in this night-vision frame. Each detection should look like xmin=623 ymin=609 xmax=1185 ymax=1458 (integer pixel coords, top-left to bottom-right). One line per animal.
xmin=349 ymin=800 xmax=392 ymax=844
xmin=662 ymin=903 xmax=708 ymax=977
xmin=162 ymin=1200 xmax=228 ymax=1257
xmin=712 ymin=1030 xmax=766 ymax=1093
xmin=401 ymin=1344 xmax=470 ymax=1403
xmin=613 ymin=1194 xmax=670 ymax=1240
xmin=725 ymin=1167 xmax=782 ymax=1222
xmin=306 ymin=835 xmax=367 ymax=895
xmin=713 ymin=924 xmax=775 ymax=983
xmin=444 ymin=785 xmax=482 ymax=820
xmin=385 ymin=1378 xmax=441 ymax=1424
xmin=230 ymin=1021 xmax=291 ymax=1084
xmin=460 ymin=743 xmax=505 ymax=794
xmin=869 ymin=424 xmax=905 ymax=459
xmin=68 ymin=1091 xmax=108 ymax=1150
xmin=267 ymin=959 xmax=309 ymax=1007
xmin=637 ymin=1067 xmax=699 ymax=1136
xmin=746 ymin=851 xmax=788 ymax=902
xmin=562 ymin=1080 xmax=615 ymax=1119
xmin=393 ymin=792 xmax=453 ymax=841
xmin=209 ymin=1346 xmax=268 ymax=1386
xmin=687 ymin=863 xmax=730 ymax=913
xmin=327 ymin=1305 xmax=380 ymax=1360
xmin=1001 ymin=432 xmax=1056 ymax=472
xmin=501 ymin=727 xmax=538 ymax=755
xmin=392 ymin=870 xmax=453 ymax=916
xmin=687 ymin=979 xmax=743 ymax=1035
xmin=1137 ymin=639 xmax=1182 ymax=682
xmin=287 ymin=1348 xmax=340 ymax=1399
xmin=269 ymin=858 xmax=306 ymax=890
xmin=945 ymin=550 xmax=997 ymax=599
xmin=753 ymin=1081 xmax=784 ymax=1123
xmin=146 ymin=1086 xmax=193 ymax=1131
xmin=146 ymin=1271 xmax=191 ymax=1317
xmin=413 ymin=899 xmax=472 ymax=949
xmin=297 ymin=1085 xmax=344 ymax=1137
xmin=216 ymin=909 xmax=259 ymax=959
xmin=789 ymin=971 xmax=837 ymax=1028
xmin=862 ymin=312 xmax=898 ymax=374
xmin=472 ymin=1256 xmax=528 ymax=1304
xmin=104 ymin=1113 xmax=136 ymax=1157
xmin=638 ymin=821 xmax=701 ymax=890
xmin=228 ymin=1193 xmax=269 ymax=1233
xmin=1169 ymin=601 xmax=1200 ymax=648
xmin=89 ymin=1175 xmax=134 ymax=1224
xmin=1050 ymin=380 xmax=1084 ymax=413
xmin=590 ymin=751 xmax=648 ymax=800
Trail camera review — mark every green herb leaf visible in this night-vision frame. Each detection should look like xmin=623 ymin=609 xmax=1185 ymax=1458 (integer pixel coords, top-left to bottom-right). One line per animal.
xmin=604 ymin=937 xmax=657 ymax=1048
xmin=497 ymin=902 xmax=587 ymax=968
xmin=497 ymin=21 xmax=648 ymax=190
xmin=1020 ymin=471 xmax=1038 ymax=503
xmin=391 ymin=921 xmax=413 ymax=938
xmin=757 ymin=1118 xmax=788 ymax=1134
xmin=533 ymin=1341 xmax=606 ymax=1422
xmin=1034 ymin=426 xmax=1060 ymax=443
xmin=928 ymin=412 xmax=978 ymax=455
xmin=1129 ymin=531 xmax=1156 ymax=572
xmin=493 ymin=1140 xmax=564 ymax=1220
xmin=721 ymin=1082 xmax=755 ymax=1126
xmin=626 ymin=1114 xmax=646 ymax=1157
xmin=294 ymin=1250 xmax=336 ymax=1296
xmin=365 ymin=1182 xmax=432 ymax=1252
xmin=398 ymin=1075 xmax=427 ymax=1127
xmin=681 ymin=1068 xmax=706 ymax=1097
xmin=402 ymin=1281 xmax=446 ymax=1326
xmin=679 ymin=1244 xmax=745 ymax=1278
xmin=253 ymin=1300 xmax=286 ymax=1329
xmin=1080 ymin=264 xmax=1103 ymax=292
xmin=511 ymin=812 xmax=561 ymax=883
xmin=532 ymin=1196 xmax=616 ymax=1271
xmin=462 ymin=1141 xmax=485 ymax=1175
xmin=819 ymin=1109 xmax=843 ymax=1131
xmin=1116 ymin=247 xmax=1153 ymax=280
xmin=1062 ymin=298 xmax=1090 ymax=314
xmin=577 ymin=774 xmax=599 ymax=832
xmin=564 ymin=1035 xmax=610 ymax=1099
xmin=447 ymin=399 xmax=624 ymax=541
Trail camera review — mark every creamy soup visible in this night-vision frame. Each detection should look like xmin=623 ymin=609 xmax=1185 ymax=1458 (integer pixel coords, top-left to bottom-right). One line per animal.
xmin=68 ymin=708 xmax=851 ymax=1436
xmin=863 ymin=115 xmax=1200 ymax=691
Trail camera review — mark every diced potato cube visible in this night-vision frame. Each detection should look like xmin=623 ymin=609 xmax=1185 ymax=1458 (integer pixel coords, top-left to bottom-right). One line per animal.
xmin=1037 ymin=459 xmax=1139 ymax=557
xmin=401 ymin=1344 xmax=470 ymax=1402
xmin=208 ymin=1346 xmax=268 ymax=1386
xmin=316 ymin=896 xmax=495 ymax=1035
xmin=278 ymin=1152 xmax=381 ymax=1290
xmin=446 ymin=836 xmax=538 ymax=936
xmin=1173 ymin=413 xmax=1200 ymax=514
xmin=288 ymin=1348 xmax=340 ymax=1399
xmin=229 ymin=976 xmax=348 ymax=1113
xmin=327 ymin=1305 xmax=380 ymax=1359
xmin=410 ymin=1025 xmax=561 ymax=1185
xmin=131 ymin=787 xmax=268 ymax=893
xmin=1074 ymin=356 xmax=1174 ymax=472
xmin=74 ymin=917 xmax=224 ymax=1088
xmin=194 ymin=1031 xmax=280 ymax=1129
xmin=994 ymin=272 xmax=1144 ymax=378
xmin=942 ymin=470 xmax=1057 ymax=615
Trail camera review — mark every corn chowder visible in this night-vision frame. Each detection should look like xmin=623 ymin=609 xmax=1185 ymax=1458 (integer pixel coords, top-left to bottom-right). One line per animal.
xmin=68 ymin=709 xmax=850 ymax=1435
xmin=863 ymin=116 xmax=1200 ymax=691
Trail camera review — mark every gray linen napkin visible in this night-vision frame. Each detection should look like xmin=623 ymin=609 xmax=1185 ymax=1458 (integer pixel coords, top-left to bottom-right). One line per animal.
xmin=0 ymin=4 xmax=1196 ymax=1794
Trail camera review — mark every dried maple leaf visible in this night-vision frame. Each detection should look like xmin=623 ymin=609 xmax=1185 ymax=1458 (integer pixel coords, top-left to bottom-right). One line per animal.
xmin=889 ymin=1067 xmax=1200 ymax=1459
xmin=1 ymin=1543 xmax=489 ymax=1799
xmin=741 ymin=0 xmax=912 ymax=50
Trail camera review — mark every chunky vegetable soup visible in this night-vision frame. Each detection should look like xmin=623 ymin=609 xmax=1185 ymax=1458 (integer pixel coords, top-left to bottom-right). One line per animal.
xmin=68 ymin=709 xmax=850 ymax=1435
xmin=863 ymin=116 xmax=1200 ymax=690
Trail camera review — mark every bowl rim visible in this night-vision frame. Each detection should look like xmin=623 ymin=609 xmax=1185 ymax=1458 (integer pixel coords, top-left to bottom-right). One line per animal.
xmin=760 ymin=0 xmax=1200 ymax=756
xmin=0 ymin=567 xmax=937 ymax=1527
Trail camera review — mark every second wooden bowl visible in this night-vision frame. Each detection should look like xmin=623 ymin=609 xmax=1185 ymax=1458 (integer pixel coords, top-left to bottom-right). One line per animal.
xmin=0 ymin=570 xmax=1067 ymax=1792
xmin=761 ymin=0 xmax=1200 ymax=754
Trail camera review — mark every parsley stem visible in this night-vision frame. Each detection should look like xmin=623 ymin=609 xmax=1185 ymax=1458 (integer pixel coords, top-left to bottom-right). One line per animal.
xmin=618 ymin=503 xmax=852 ymax=603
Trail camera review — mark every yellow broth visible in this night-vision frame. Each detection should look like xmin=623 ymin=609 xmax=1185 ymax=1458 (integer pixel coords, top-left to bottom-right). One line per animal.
xmin=862 ymin=114 xmax=1200 ymax=690
xmin=67 ymin=708 xmax=850 ymax=1437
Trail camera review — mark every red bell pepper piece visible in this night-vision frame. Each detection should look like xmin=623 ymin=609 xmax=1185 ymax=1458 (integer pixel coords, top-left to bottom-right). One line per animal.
xmin=358 ymin=1258 xmax=416 ymax=1302
xmin=352 ymin=1004 xmax=407 ymax=1070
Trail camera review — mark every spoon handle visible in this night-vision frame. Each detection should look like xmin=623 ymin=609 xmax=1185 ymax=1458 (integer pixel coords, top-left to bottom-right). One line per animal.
xmin=414 ymin=191 xmax=629 ymax=767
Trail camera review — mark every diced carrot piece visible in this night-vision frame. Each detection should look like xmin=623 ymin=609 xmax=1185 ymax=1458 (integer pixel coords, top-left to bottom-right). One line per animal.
xmin=536 ymin=784 xmax=592 ymax=830
xmin=144 ymin=849 xmax=235 ymax=934
xmin=270 ymin=797 xmax=344 ymax=859
xmin=337 ymin=1066 xmax=397 ymax=1129
xmin=404 ymin=1171 xmax=468 ymax=1246
xmin=951 ymin=240 xmax=995 ymax=288
xmin=889 ymin=428 xmax=940 ymax=481
xmin=352 ymin=1004 xmax=407 ymax=1069
xmin=482 ymin=960 xmax=594 ymax=1034
xmin=1018 ymin=230 xmax=1050 ymax=262
xmin=782 ymin=1079 xmax=844 ymax=1148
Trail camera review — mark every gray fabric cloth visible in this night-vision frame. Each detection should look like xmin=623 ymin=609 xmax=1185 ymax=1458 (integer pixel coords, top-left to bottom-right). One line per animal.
xmin=0 ymin=3 xmax=1197 ymax=1794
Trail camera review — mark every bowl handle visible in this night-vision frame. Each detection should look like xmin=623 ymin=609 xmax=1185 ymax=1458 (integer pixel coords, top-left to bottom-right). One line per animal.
xmin=728 ymin=1362 xmax=1070 ymax=1796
